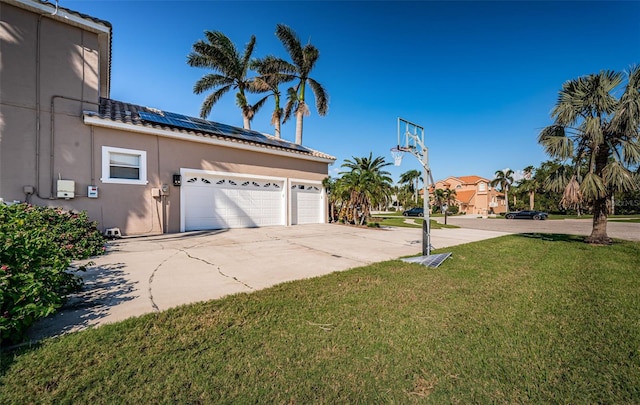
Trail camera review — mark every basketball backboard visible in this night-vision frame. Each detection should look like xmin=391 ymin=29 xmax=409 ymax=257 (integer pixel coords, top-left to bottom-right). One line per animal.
xmin=396 ymin=117 xmax=424 ymax=152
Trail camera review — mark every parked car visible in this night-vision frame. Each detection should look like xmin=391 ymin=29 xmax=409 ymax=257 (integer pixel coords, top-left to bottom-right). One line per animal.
xmin=505 ymin=210 xmax=548 ymax=220
xmin=403 ymin=207 xmax=424 ymax=217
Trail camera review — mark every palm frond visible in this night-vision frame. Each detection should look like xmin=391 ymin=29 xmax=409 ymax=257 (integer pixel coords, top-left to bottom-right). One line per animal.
xmin=240 ymin=35 xmax=257 ymax=76
xmin=611 ymin=65 xmax=640 ymax=139
xmin=583 ymin=116 xmax=604 ymax=146
xmin=251 ymin=95 xmax=270 ymax=117
xmin=307 ymin=77 xmax=329 ymax=116
xmin=275 ymin=24 xmax=305 ymax=69
xmin=199 ymin=87 xmax=230 ymax=119
xmin=602 ymin=160 xmax=636 ymax=193
xmin=538 ymin=125 xmax=574 ymax=160
xmin=282 ymin=86 xmax=299 ymax=124
xmin=544 ymin=166 xmax=571 ymax=193
xmin=301 ymin=44 xmax=319 ymax=77
xmin=560 ymin=175 xmax=583 ymax=209
xmin=580 ymin=172 xmax=607 ymax=201
xmin=620 ymin=138 xmax=640 ymax=166
xmin=193 ymin=74 xmax=234 ymax=94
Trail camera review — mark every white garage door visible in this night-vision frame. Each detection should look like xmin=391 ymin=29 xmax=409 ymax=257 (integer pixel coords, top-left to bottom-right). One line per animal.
xmin=291 ymin=183 xmax=323 ymax=225
xmin=183 ymin=174 xmax=285 ymax=231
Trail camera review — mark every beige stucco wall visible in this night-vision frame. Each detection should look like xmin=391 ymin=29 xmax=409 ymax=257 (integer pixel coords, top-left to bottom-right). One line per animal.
xmin=1 ymin=1 xmax=101 ymax=203
xmin=91 ymin=127 xmax=329 ymax=234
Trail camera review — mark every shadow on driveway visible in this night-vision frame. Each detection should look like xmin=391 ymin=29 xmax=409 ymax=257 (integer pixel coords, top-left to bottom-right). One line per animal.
xmin=27 ymin=263 xmax=138 ymax=341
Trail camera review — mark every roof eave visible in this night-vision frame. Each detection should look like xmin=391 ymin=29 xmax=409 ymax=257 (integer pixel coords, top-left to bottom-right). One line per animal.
xmin=82 ymin=114 xmax=336 ymax=164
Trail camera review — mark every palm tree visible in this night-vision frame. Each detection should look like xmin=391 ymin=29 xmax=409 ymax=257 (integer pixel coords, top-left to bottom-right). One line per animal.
xmin=443 ymin=188 xmax=457 ymax=210
xmin=251 ymin=56 xmax=297 ymax=139
xmin=490 ymin=169 xmax=514 ymax=213
xmin=275 ymin=24 xmax=329 ymax=145
xmin=518 ymin=165 xmax=538 ymax=210
xmin=187 ymin=31 xmax=267 ymax=129
xmin=339 ymin=153 xmax=393 ymax=225
xmin=322 ymin=176 xmax=339 ymax=222
xmin=432 ymin=188 xmax=446 ymax=212
xmin=538 ymin=66 xmax=640 ymax=244
xmin=398 ymin=169 xmax=422 ymax=203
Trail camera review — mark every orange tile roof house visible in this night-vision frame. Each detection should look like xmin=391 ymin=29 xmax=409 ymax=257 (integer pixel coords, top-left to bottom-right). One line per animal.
xmin=434 ymin=175 xmax=506 ymax=215
xmin=0 ymin=0 xmax=335 ymax=235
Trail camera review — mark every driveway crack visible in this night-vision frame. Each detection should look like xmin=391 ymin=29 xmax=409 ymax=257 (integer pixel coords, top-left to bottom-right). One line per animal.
xmin=179 ymin=249 xmax=255 ymax=291
xmin=148 ymin=251 xmax=181 ymax=312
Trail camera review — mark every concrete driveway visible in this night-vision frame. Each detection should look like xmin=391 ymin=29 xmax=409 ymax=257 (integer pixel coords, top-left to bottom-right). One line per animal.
xmin=28 ymin=224 xmax=508 ymax=341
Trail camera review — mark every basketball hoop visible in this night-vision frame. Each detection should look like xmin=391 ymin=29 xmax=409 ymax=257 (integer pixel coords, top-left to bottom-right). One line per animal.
xmin=390 ymin=147 xmax=404 ymax=166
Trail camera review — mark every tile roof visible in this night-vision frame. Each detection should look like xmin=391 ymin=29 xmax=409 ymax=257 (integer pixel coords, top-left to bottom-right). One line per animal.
xmin=457 ymin=175 xmax=486 ymax=184
xmin=84 ymin=98 xmax=336 ymax=161
xmin=454 ymin=190 xmax=476 ymax=203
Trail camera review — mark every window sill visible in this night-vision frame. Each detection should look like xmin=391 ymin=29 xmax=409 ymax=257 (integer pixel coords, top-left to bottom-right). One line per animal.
xmin=100 ymin=178 xmax=149 ymax=185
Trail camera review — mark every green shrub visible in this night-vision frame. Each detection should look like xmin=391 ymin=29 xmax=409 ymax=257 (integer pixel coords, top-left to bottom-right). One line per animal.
xmin=0 ymin=203 xmax=106 ymax=345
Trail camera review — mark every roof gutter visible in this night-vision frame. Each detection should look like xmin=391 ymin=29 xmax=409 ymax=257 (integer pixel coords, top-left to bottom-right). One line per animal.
xmin=82 ymin=114 xmax=336 ymax=164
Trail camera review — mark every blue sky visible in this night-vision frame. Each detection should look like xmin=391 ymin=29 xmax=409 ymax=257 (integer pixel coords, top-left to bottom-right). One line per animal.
xmin=66 ymin=0 xmax=639 ymax=183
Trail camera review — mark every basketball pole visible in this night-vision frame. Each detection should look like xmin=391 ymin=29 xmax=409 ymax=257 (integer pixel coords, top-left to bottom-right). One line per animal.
xmin=421 ymin=146 xmax=430 ymax=256
xmin=395 ymin=118 xmax=433 ymax=256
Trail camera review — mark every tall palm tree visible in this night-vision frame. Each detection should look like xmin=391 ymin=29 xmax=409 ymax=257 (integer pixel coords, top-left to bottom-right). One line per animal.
xmin=275 ymin=24 xmax=329 ymax=145
xmin=187 ymin=31 xmax=267 ymax=129
xmin=339 ymin=153 xmax=393 ymax=225
xmin=490 ymin=169 xmax=514 ymax=213
xmin=251 ymin=56 xmax=297 ymax=139
xmin=539 ymin=66 xmax=640 ymax=244
xmin=398 ymin=169 xmax=422 ymax=203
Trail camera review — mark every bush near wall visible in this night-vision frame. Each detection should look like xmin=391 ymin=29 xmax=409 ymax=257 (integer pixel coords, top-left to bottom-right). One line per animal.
xmin=0 ymin=204 xmax=106 ymax=345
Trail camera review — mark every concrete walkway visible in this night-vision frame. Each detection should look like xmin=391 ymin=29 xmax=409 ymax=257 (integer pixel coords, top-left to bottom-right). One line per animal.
xmin=28 ymin=224 xmax=509 ymax=341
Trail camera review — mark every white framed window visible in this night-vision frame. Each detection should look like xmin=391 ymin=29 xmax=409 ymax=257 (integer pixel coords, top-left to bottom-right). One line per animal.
xmin=101 ymin=146 xmax=148 ymax=185
xmin=478 ymin=182 xmax=486 ymax=192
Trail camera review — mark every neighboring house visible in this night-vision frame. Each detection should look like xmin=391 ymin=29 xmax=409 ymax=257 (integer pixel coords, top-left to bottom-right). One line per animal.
xmin=433 ymin=175 xmax=506 ymax=215
xmin=0 ymin=0 xmax=335 ymax=235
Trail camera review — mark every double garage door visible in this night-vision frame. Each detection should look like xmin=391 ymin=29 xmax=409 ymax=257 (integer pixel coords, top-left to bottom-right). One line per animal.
xmin=182 ymin=172 xmax=323 ymax=231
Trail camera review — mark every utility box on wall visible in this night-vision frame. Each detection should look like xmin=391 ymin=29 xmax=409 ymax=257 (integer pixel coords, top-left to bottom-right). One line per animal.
xmin=88 ymin=185 xmax=98 ymax=198
xmin=57 ymin=180 xmax=75 ymax=199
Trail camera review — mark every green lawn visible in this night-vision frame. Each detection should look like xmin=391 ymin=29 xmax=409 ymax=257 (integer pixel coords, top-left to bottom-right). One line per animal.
xmin=1 ymin=235 xmax=639 ymax=403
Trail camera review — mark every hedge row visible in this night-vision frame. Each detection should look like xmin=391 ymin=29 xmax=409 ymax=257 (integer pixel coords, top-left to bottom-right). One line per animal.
xmin=0 ymin=203 xmax=106 ymax=345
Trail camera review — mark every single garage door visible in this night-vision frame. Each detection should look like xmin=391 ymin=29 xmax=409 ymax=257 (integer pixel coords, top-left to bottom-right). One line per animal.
xmin=291 ymin=183 xmax=323 ymax=225
xmin=183 ymin=174 xmax=285 ymax=231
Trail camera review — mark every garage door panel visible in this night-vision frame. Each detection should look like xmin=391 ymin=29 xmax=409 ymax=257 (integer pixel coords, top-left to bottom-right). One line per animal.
xmin=292 ymin=184 xmax=323 ymax=225
xmin=184 ymin=175 xmax=284 ymax=231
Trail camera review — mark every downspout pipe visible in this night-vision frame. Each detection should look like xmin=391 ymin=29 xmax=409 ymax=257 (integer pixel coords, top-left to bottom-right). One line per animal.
xmin=48 ymin=96 xmax=100 ymax=198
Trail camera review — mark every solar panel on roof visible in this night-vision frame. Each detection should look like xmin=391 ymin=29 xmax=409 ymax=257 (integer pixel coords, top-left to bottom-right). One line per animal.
xmin=137 ymin=111 xmax=312 ymax=153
